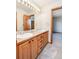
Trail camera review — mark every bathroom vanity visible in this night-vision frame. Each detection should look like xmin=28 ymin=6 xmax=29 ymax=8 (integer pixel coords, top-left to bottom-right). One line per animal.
xmin=16 ymin=30 xmax=48 ymax=59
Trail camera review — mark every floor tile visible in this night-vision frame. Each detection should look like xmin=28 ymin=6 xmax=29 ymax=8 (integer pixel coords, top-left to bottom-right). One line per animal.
xmin=37 ymin=33 xmax=62 ymax=59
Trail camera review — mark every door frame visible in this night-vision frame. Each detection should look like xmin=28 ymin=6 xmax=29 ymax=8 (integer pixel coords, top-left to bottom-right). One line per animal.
xmin=49 ymin=10 xmax=53 ymax=44
xmin=23 ymin=15 xmax=31 ymax=31
xmin=50 ymin=6 xmax=62 ymax=44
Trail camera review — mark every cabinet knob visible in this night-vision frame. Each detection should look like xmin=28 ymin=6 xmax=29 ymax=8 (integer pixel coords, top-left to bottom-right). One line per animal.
xmin=40 ymin=40 xmax=42 ymax=42
xmin=32 ymin=40 xmax=34 ymax=41
xmin=29 ymin=41 xmax=31 ymax=43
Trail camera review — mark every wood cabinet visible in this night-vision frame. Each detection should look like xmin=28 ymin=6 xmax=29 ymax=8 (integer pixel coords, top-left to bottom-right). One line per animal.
xmin=16 ymin=45 xmax=19 ymax=59
xmin=31 ymin=38 xmax=37 ymax=59
xmin=16 ymin=31 xmax=48 ymax=59
xmin=19 ymin=41 xmax=31 ymax=59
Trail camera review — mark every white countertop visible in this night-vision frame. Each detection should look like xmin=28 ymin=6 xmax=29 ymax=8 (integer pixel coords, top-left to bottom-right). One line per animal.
xmin=17 ymin=30 xmax=49 ymax=43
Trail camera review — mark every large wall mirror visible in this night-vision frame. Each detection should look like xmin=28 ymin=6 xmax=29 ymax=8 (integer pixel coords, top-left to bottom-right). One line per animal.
xmin=16 ymin=13 xmax=35 ymax=31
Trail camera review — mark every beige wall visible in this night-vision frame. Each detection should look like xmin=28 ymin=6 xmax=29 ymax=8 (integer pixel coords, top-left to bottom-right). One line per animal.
xmin=35 ymin=6 xmax=52 ymax=42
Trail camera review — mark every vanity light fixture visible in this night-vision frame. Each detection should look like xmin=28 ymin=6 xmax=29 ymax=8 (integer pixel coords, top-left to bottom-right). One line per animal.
xmin=17 ymin=0 xmax=40 ymax=13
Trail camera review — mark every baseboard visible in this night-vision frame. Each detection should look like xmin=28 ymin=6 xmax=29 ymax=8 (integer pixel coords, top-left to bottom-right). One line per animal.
xmin=53 ymin=32 xmax=62 ymax=34
xmin=49 ymin=41 xmax=53 ymax=44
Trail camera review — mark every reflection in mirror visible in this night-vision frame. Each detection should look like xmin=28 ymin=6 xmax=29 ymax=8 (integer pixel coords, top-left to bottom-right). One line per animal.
xmin=30 ymin=15 xmax=34 ymax=29
xmin=23 ymin=15 xmax=34 ymax=31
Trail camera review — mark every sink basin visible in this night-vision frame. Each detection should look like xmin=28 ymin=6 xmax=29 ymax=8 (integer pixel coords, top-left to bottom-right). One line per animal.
xmin=17 ymin=33 xmax=33 ymax=38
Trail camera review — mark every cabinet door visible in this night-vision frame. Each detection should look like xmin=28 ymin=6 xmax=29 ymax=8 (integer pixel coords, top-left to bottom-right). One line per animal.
xmin=16 ymin=45 xmax=19 ymax=59
xmin=31 ymin=38 xmax=37 ymax=59
xmin=19 ymin=41 xmax=31 ymax=59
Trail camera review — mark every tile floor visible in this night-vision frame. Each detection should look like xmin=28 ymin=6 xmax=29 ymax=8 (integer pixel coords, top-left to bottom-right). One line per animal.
xmin=37 ymin=33 xmax=62 ymax=59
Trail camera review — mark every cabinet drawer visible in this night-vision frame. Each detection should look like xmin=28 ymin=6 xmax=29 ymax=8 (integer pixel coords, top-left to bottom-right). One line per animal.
xmin=37 ymin=46 xmax=42 ymax=54
xmin=31 ymin=38 xmax=37 ymax=59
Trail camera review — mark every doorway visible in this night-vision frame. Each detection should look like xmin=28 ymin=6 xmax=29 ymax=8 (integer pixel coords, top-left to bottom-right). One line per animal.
xmin=23 ymin=15 xmax=31 ymax=31
xmin=50 ymin=6 xmax=62 ymax=44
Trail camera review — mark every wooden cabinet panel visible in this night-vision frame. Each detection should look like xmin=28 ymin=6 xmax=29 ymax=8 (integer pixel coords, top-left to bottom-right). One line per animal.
xmin=16 ymin=45 xmax=19 ymax=59
xmin=31 ymin=38 xmax=37 ymax=59
xmin=19 ymin=41 xmax=31 ymax=59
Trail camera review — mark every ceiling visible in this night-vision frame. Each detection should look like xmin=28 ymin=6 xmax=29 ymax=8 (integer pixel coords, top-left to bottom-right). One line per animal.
xmin=29 ymin=0 xmax=52 ymax=8
xmin=16 ymin=0 xmax=62 ymax=15
xmin=29 ymin=0 xmax=62 ymax=8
